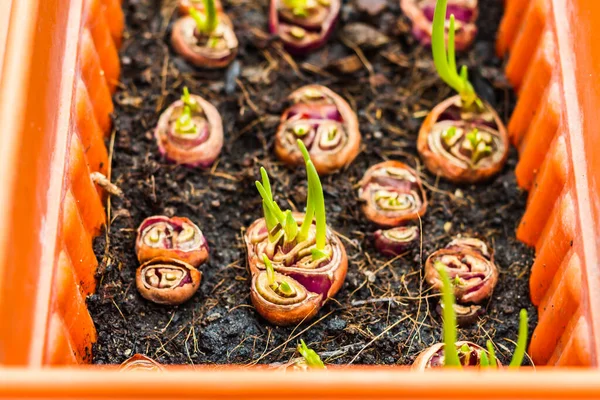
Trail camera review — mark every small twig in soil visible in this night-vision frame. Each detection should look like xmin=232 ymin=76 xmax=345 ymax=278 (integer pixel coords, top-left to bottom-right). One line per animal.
xmin=184 ymin=326 xmax=196 ymax=368
xmin=272 ymin=43 xmax=304 ymax=79
xmin=321 ymin=342 xmax=366 ymax=359
xmin=154 ymin=51 xmax=171 ymax=112
xmin=332 ymin=229 xmax=359 ymax=249
xmin=348 ymin=314 xmax=411 ymax=364
xmin=111 ymin=299 xmax=127 ymax=323
xmin=277 ymin=302 xmax=321 ymax=358
xmin=420 ymin=179 xmax=458 ymax=201
xmin=150 ymin=175 xmax=157 ymax=202
xmin=350 ymin=293 xmax=439 ymax=306
xmin=339 ymin=37 xmax=375 ymax=93
xmin=236 ymin=78 xmax=262 ymax=116
xmin=228 ymin=335 xmax=254 ymax=360
xmin=159 ymin=312 xmax=176 ymax=333
xmin=154 ymin=323 xmax=190 ymax=357
xmin=91 ymin=172 xmax=123 ymax=197
xmin=247 ymin=310 xmax=335 ymax=365
xmin=300 ymin=62 xmax=335 ymax=79
xmin=258 ymin=328 xmax=273 ymax=361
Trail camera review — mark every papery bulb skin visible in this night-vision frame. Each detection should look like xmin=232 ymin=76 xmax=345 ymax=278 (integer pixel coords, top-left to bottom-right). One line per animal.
xmin=417 ymin=95 xmax=508 ymax=183
xmin=279 ymin=358 xmax=310 ymax=371
xmin=400 ymin=0 xmax=478 ymax=50
xmin=171 ymin=13 xmax=238 ymax=68
xmin=269 ymin=0 xmax=341 ymax=55
xmin=447 ymin=236 xmax=493 ymax=260
xmin=275 ymin=85 xmax=361 ymax=175
xmin=136 ymin=257 xmax=202 ymax=305
xmin=154 ymin=95 xmax=223 ymax=167
xmin=425 ymin=237 xmax=498 ymax=305
xmin=120 ymin=354 xmax=164 ymax=372
xmin=136 ymin=216 xmax=209 ymax=267
xmin=412 ymin=341 xmax=499 ymax=370
xmin=358 ymin=161 xmax=427 ymax=227
xmin=374 ymin=226 xmax=419 ymax=256
xmin=244 ymin=213 xmax=348 ymax=326
xmin=178 ymin=0 xmax=223 ymax=15
xmin=437 ymin=301 xmax=483 ymax=327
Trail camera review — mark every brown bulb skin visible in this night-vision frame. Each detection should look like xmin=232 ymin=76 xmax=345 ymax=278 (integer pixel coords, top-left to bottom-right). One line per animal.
xmin=136 ymin=257 xmax=202 ymax=306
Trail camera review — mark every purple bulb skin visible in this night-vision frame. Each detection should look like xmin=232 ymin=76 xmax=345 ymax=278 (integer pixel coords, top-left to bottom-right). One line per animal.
xmin=374 ymin=226 xmax=419 ymax=257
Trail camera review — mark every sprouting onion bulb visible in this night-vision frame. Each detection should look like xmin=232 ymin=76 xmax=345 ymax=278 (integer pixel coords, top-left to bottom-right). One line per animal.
xmin=246 ymin=141 xmax=348 ymax=326
xmin=275 ymin=85 xmax=361 ymax=176
xmin=255 ymin=140 xmax=328 ymax=261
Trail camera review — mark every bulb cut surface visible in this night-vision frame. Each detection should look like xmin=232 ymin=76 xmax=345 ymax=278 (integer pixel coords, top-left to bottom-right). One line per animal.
xmin=425 ymin=237 xmax=498 ymax=306
xmin=359 ymin=161 xmax=427 ymax=227
xmin=154 ymin=94 xmax=223 ymax=167
xmin=417 ymin=95 xmax=508 ymax=183
xmin=374 ymin=226 xmax=420 ymax=256
xmin=245 ymin=213 xmax=348 ymax=326
xmin=275 ymin=85 xmax=361 ymax=175
xmin=136 ymin=257 xmax=202 ymax=305
xmin=269 ymin=0 xmax=340 ymax=54
xmin=136 ymin=215 xmax=209 ymax=267
xmin=171 ymin=12 xmax=238 ymax=69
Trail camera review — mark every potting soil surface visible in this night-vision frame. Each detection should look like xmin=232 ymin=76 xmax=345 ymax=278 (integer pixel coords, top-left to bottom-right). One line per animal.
xmin=90 ymin=0 xmax=537 ymax=366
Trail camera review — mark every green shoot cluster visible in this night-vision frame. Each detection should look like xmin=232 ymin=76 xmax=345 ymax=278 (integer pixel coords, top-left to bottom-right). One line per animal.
xmin=465 ymin=128 xmax=492 ymax=164
xmin=263 ymin=254 xmax=293 ymax=296
xmin=255 ymin=140 xmax=328 ymax=261
xmin=189 ymin=0 xmax=218 ymax=35
xmin=283 ymin=0 xmax=309 ymax=17
xmin=175 ymin=87 xmax=198 ymax=135
xmin=297 ymin=339 xmax=325 ymax=369
xmin=437 ymin=266 xmax=529 ymax=368
xmin=431 ymin=0 xmax=480 ymax=109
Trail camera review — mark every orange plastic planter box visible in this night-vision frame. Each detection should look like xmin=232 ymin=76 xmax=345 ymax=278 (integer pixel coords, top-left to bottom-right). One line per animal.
xmin=0 ymin=0 xmax=599 ymax=398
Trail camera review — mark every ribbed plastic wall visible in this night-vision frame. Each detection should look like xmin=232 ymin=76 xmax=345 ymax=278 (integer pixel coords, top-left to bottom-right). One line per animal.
xmin=1 ymin=0 xmax=598 ymax=374
xmin=497 ymin=0 xmax=596 ymax=367
xmin=43 ymin=0 xmax=123 ymax=365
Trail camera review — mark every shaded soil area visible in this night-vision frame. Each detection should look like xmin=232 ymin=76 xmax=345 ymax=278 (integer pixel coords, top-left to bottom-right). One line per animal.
xmin=90 ymin=0 xmax=537 ymax=366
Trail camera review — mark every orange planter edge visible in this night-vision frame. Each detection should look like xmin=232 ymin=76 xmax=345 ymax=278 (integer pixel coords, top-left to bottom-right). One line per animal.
xmin=0 ymin=0 xmax=599 ymax=398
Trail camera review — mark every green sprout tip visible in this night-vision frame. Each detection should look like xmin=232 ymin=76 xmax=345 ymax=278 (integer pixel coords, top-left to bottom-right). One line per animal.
xmin=509 ymin=309 xmax=529 ymax=367
xmin=297 ymin=340 xmax=325 ymax=369
xmin=486 ymin=340 xmax=498 ymax=368
xmin=432 ymin=0 xmax=479 ymax=109
xmin=263 ymin=254 xmax=276 ymax=287
xmin=189 ymin=0 xmax=218 ymax=35
xmin=297 ymin=139 xmax=327 ymax=260
xmin=278 ymin=281 xmax=294 ymax=296
xmin=258 ymin=167 xmax=283 ymax=242
xmin=180 ymin=86 xmax=199 ymax=112
xmin=480 ymin=351 xmax=490 ymax=367
xmin=283 ymin=0 xmax=309 ymax=17
xmin=437 ymin=263 xmax=461 ymax=367
xmin=284 ymin=210 xmax=299 ymax=244
xmin=255 ymin=141 xmax=329 ymax=263
xmin=175 ymin=105 xmax=197 ymax=135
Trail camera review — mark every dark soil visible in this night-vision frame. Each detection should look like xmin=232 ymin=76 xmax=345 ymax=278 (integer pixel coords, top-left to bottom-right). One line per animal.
xmin=89 ymin=0 xmax=537 ymax=366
